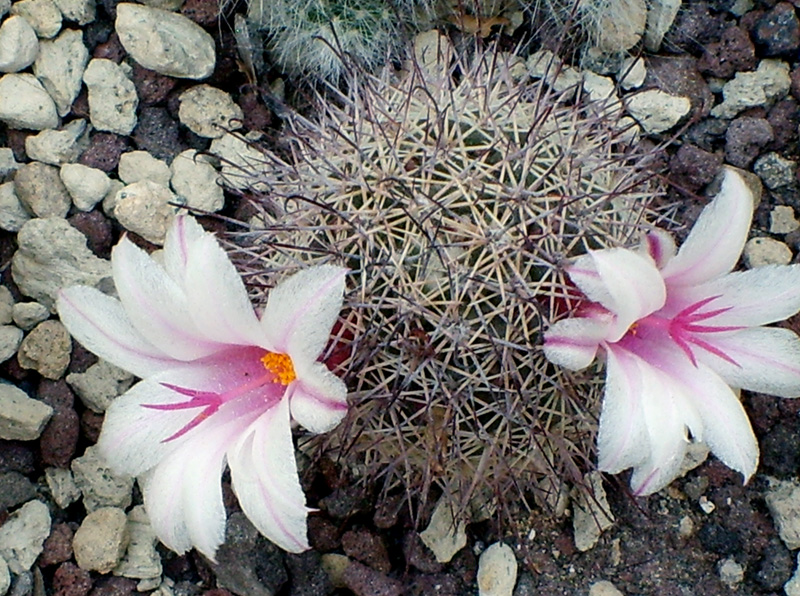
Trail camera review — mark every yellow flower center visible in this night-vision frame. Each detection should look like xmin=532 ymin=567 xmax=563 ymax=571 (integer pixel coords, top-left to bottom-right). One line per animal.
xmin=260 ymin=352 xmax=297 ymax=385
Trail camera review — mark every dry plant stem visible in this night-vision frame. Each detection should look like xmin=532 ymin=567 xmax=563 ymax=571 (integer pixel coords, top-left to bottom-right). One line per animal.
xmin=225 ymin=38 xmax=662 ymax=527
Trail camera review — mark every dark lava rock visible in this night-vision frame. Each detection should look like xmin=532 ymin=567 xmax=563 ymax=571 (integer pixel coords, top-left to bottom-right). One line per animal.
xmin=68 ymin=211 xmax=114 ymax=258
xmin=181 ymin=0 xmax=218 ymax=27
xmin=342 ymin=561 xmax=403 ymax=596
xmin=307 ymin=515 xmax=341 ymax=552
xmin=53 ymin=562 xmax=92 ymax=596
xmin=38 ymin=379 xmax=74 ymax=410
xmin=0 ymin=440 xmax=35 ymax=474
xmin=82 ymin=19 xmax=114 ymax=52
xmin=669 ymin=143 xmax=723 ymax=191
xmin=88 ymin=576 xmax=137 ymax=596
xmin=93 ymin=32 xmax=125 ymax=62
xmin=409 ymin=573 xmax=462 ymax=596
xmin=753 ymin=2 xmax=800 ymax=56
xmin=239 ymin=89 xmax=272 ymax=133
xmin=79 ymin=132 xmax=129 ymax=172
xmin=67 ymin=343 xmax=98 ymax=375
xmin=342 ymin=528 xmax=391 ymax=573
xmin=792 ymin=65 xmax=800 ymax=100
xmin=725 ymin=117 xmax=774 ymax=168
xmin=212 ymin=512 xmax=288 ymax=596
xmin=698 ymin=26 xmax=756 ymax=78
xmin=645 ymin=57 xmax=714 ymax=118
xmin=404 ymin=532 xmax=443 ymax=574
xmin=761 ymin=424 xmax=800 ymax=477
xmin=767 ymin=98 xmax=800 ymax=151
xmin=0 ymin=471 xmax=37 ymax=514
xmin=662 ymin=1 xmax=726 ymax=54
xmin=39 ymin=523 xmax=75 ymax=567
xmin=513 ymin=572 xmax=538 ymax=596
xmin=755 ymin=538 xmax=794 ymax=590
xmin=319 ymin=485 xmax=371 ymax=519
xmin=697 ymin=522 xmax=741 ymax=555
xmin=285 ymin=551 xmax=332 ymax=596
xmin=133 ymin=107 xmax=183 ymax=161
xmin=38 ymin=380 xmax=80 ymax=467
xmin=131 ymin=64 xmax=176 ymax=106
xmin=80 ymin=410 xmax=104 ymax=444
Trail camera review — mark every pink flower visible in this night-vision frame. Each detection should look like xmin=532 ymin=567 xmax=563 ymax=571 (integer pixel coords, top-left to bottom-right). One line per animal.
xmin=544 ymin=170 xmax=800 ymax=495
xmin=57 ymin=216 xmax=348 ymax=558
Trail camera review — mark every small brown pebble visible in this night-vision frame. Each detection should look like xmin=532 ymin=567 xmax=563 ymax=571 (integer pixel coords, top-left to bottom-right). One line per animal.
xmin=342 ymin=561 xmax=403 ymax=596
xmin=80 ymin=410 xmax=104 ymax=444
xmin=79 ymin=132 xmax=129 ymax=172
xmin=39 ymin=523 xmax=74 ymax=567
xmin=131 ymin=64 xmax=176 ymax=106
xmin=40 ymin=407 xmax=80 ymax=468
xmin=53 ymin=562 xmax=92 ymax=596
xmin=68 ymin=211 xmax=115 ymax=259
xmin=342 ymin=528 xmax=391 ymax=573
xmin=308 ymin=515 xmax=341 ymax=552
xmin=180 ymin=0 xmax=218 ymax=27
xmin=88 ymin=576 xmax=137 ymax=596
xmin=93 ymin=32 xmax=125 ymax=62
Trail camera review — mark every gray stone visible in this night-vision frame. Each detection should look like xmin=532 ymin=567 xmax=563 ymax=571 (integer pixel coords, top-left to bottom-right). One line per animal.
xmin=12 ymin=218 xmax=113 ymax=311
xmin=766 ymin=477 xmax=800 ymax=550
xmin=744 ymin=237 xmax=792 ymax=268
xmin=585 ymin=0 xmax=646 ymax=52
xmin=83 ymin=59 xmax=138 ymax=135
xmin=526 ymin=49 xmax=583 ymax=94
xmin=0 ymin=326 xmax=23 ymax=364
xmin=12 ymin=302 xmax=49 ymax=331
xmin=0 ymin=148 xmax=19 ymax=180
xmin=73 ymin=507 xmax=129 ymax=573
xmin=14 ymin=162 xmax=72 ymax=218
xmin=71 ymin=445 xmax=134 ymax=512
xmin=170 ymin=149 xmax=224 ymax=212
xmin=770 ymin=205 xmax=799 ymax=234
xmin=114 ymin=506 xmax=162 ymax=580
xmin=754 ymin=152 xmax=797 ymax=189
xmin=477 ymin=542 xmax=517 ymax=596
xmin=419 ymin=496 xmax=467 ymax=563
xmin=785 ymin=553 xmax=800 ymax=596
xmin=67 ymin=359 xmax=134 ymax=413
xmin=0 ymin=472 xmax=36 ymax=514
xmin=34 ymin=30 xmax=89 ymax=117
xmin=625 ymin=89 xmax=691 ymax=134
xmin=0 ymin=183 xmax=29 ymax=233
xmin=10 ymin=0 xmax=61 ymax=38
xmin=102 ymin=179 xmax=125 ymax=218
xmin=45 ymin=467 xmax=82 ymax=509
xmin=711 ymin=59 xmax=791 ymax=119
xmin=0 ymin=0 xmax=7 ymax=17
xmin=115 ymin=3 xmax=215 ymax=79
xmin=18 ymin=320 xmax=71 ymax=380
xmin=60 ymin=163 xmax=112 ymax=212
xmin=573 ymin=471 xmax=614 ymax=552
xmin=210 ymin=132 xmax=267 ymax=191
xmin=589 ymin=580 xmax=624 ymax=596
xmin=619 ymin=56 xmax=646 ymax=90
xmin=0 ymin=15 xmax=38 ymax=73
xmin=0 ymin=384 xmax=53 ymax=441
xmin=114 ymin=180 xmax=179 ymax=245
xmin=0 ymin=556 xmax=8 ymax=596
xmin=644 ymin=0 xmax=681 ymax=51
xmin=178 ymin=85 xmax=243 ymax=139
xmin=52 ymin=0 xmax=95 ymax=24
xmin=718 ymin=557 xmax=744 ymax=587
xmin=117 ymin=151 xmax=171 ymax=186
xmin=0 ymin=500 xmax=50 ymax=574
xmin=25 ymin=119 xmax=88 ymax=165
xmin=0 ymin=73 xmax=59 ymax=130
xmin=0 ymin=287 xmax=13 ymax=326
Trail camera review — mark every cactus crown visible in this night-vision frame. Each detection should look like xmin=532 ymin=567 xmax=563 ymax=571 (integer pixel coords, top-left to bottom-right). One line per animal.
xmin=229 ymin=34 xmax=662 ymax=523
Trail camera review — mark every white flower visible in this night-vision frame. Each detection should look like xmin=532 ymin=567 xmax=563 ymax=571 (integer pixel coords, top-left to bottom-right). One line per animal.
xmin=57 ymin=216 xmax=348 ymax=558
xmin=544 ymin=170 xmax=800 ymax=495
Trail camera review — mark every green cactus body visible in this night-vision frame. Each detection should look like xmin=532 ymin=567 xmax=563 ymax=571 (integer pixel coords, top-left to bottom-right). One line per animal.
xmin=229 ymin=34 xmax=661 ymax=522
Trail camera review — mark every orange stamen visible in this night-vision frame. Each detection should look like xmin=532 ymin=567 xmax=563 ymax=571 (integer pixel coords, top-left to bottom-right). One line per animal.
xmin=261 ymin=352 xmax=296 ymax=385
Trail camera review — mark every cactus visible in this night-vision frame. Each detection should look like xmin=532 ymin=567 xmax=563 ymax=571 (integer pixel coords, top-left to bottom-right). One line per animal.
xmin=225 ymin=34 xmax=663 ymax=524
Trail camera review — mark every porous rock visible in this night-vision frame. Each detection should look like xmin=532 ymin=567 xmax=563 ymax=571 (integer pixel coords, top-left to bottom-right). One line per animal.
xmin=12 ymin=217 xmax=113 ymax=311
xmin=170 ymin=149 xmax=224 ymax=212
xmin=0 ymin=287 xmax=13 ymax=325
xmin=13 ymin=162 xmax=72 ymax=218
xmin=0 ymin=326 xmax=23 ymax=364
xmin=178 ymin=85 xmax=243 ymax=138
xmin=12 ymin=302 xmax=50 ymax=331
xmin=589 ymin=580 xmax=624 ymax=596
xmin=60 ymin=163 xmax=112 ymax=212
xmin=625 ymin=89 xmax=691 ymax=134
xmin=210 ymin=132 xmax=267 ymax=191
xmin=419 ymin=497 xmax=467 ymax=564
xmin=66 ymin=359 xmax=134 ymax=413
xmin=45 ymin=467 xmax=82 ymax=509
xmin=0 ymin=384 xmax=53 ymax=441
xmin=0 ymin=556 xmax=8 ymax=596
xmin=18 ymin=320 xmax=72 ymax=380
xmin=0 ymin=73 xmax=59 ymax=130
xmin=115 ymin=3 xmax=215 ymax=79
xmin=771 ymin=206 xmax=799 ymax=235
xmin=725 ymin=117 xmax=774 ymax=169
xmin=114 ymin=180 xmax=179 ymax=245
xmin=712 ymin=59 xmax=791 ymax=119
xmin=117 ymin=150 xmax=171 ymax=187
xmin=754 ymin=152 xmax=797 ymax=189
xmin=83 ymin=59 xmax=139 ymax=136
xmin=52 ymin=0 xmax=95 ymax=24
xmin=645 ymin=0 xmax=681 ymax=51
xmin=34 ymin=29 xmax=90 ymax=117
xmin=24 ymin=119 xmax=89 ymax=166
xmin=0 ymin=15 xmax=38 ymax=73
xmin=0 ymin=500 xmax=51 ymax=574
xmin=73 ymin=507 xmax=129 ymax=574
xmin=113 ymin=506 xmax=161 ymax=580
xmin=10 ymin=0 xmax=61 ymax=38
xmin=71 ymin=445 xmax=134 ymax=512
xmin=0 ymin=182 xmax=31 ymax=232
xmin=573 ymin=471 xmax=614 ymax=552
xmin=477 ymin=542 xmax=517 ymax=596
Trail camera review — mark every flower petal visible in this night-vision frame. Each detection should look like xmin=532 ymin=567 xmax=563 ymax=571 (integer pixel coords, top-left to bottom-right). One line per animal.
xmin=671 ymin=265 xmax=800 ymax=327
xmin=597 ymin=345 xmax=650 ymax=475
xmin=660 ymin=169 xmax=754 ymax=286
xmin=543 ymin=317 xmax=610 ymax=371
xmin=57 ymin=286 xmax=178 ymax=378
xmin=642 ymin=228 xmax=676 ymax=269
xmin=289 ymin=361 xmax=348 ymax=434
xmin=262 ymin=265 xmax=347 ymax=362
xmin=183 ymin=230 xmax=267 ymax=348
xmin=112 ymin=237 xmax=223 ymax=361
xmin=163 ymin=215 xmax=206 ymax=287
xmin=696 ymin=327 xmax=800 ymax=398
xmin=569 ymin=248 xmax=665 ymax=341
xmin=228 ymin=398 xmax=311 ymax=553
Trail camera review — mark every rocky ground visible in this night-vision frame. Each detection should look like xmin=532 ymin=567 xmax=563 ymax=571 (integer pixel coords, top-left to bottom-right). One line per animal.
xmin=1 ymin=0 xmax=800 ymax=594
